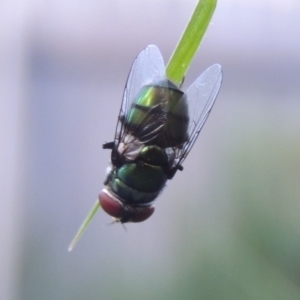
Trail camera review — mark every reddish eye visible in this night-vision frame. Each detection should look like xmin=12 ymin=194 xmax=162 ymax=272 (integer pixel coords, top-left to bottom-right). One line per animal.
xmin=99 ymin=190 xmax=123 ymax=219
xmin=99 ymin=189 xmax=155 ymax=223
xmin=130 ymin=206 xmax=155 ymax=223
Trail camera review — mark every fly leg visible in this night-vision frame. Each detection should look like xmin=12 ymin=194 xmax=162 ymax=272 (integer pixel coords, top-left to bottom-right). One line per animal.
xmin=167 ymin=165 xmax=183 ymax=180
xmin=103 ymin=141 xmax=115 ymax=149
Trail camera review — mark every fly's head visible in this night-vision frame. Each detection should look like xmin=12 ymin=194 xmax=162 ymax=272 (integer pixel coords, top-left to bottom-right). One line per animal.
xmin=99 ymin=189 xmax=155 ymax=223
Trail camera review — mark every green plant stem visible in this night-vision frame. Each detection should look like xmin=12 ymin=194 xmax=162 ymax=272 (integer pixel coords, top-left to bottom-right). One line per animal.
xmin=68 ymin=200 xmax=100 ymax=251
xmin=166 ymin=0 xmax=217 ymax=86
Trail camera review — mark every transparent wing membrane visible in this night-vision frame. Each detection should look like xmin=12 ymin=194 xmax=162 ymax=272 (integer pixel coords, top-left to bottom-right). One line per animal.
xmin=125 ymin=45 xmax=165 ymax=110
xmin=113 ymin=45 xmax=166 ymax=156
xmin=111 ymin=45 xmax=222 ymax=172
xmin=172 ymin=64 xmax=223 ymax=168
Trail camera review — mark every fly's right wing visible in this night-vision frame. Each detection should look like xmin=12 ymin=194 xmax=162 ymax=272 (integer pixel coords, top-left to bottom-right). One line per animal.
xmin=124 ymin=45 xmax=165 ymax=114
xmin=113 ymin=45 xmax=166 ymax=151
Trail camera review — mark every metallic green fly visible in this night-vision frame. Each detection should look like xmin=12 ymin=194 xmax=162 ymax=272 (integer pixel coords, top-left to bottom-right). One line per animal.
xmin=99 ymin=45 xmax=222 ymax=223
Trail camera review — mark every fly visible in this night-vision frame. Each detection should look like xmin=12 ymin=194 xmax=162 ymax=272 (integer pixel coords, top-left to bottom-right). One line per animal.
xmin=99 ymin=45 xmax=222 ymax=223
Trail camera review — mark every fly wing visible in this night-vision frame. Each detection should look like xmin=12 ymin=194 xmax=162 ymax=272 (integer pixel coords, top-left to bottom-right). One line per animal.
xmin=172 ymin=64 xmax=223 ymax=168
xmin=125 ymin=45 xmax=165 ymax=112
xmin=114 ymin=45 xmax=166 ymax=149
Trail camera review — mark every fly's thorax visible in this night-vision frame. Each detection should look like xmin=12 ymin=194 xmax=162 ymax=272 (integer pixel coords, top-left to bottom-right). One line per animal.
xmin=118 ymin=162 xmax=167 ymax=191
xmin=109 ymin=161 xmax=166 ymax=204
xmin=138 ymin=145 xmax=169 ymax=165
xmin=124 ymin=80 xmax=189 ymax=148
xmin=104 ymin=145 xmax=170 ymax=206
xmin=117 ymin=134 xmax=144 ymax=161
xmin=103 ymin=163 xmax=114 ymax=186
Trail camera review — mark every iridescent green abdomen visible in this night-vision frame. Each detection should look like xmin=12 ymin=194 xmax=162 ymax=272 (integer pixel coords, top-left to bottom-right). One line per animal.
xmin=125 ymin=80 xmax=189 ymax=148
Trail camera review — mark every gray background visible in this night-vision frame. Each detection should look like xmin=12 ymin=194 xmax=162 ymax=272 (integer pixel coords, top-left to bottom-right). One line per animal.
xmin=1 ymin=0 xmax=300 ymax=299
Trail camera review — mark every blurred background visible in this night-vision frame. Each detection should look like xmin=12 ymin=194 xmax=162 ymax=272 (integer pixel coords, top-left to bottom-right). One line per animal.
xmin=1 ymin=0 xmax=300 ymax=299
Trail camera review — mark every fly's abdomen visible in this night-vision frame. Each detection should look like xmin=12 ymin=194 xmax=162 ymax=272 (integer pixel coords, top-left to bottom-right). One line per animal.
xmin=165 ymin=90 xmax=189 ymax=147
xmin=125 ymin=80 xmax=189 ymax=147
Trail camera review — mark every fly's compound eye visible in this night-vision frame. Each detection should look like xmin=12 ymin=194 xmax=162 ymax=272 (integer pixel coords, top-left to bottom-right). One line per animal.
xmin=99 ymin=190 xmax=124 ymax=219
xmin=129 ymin=205 xmax=155 ymax=223
xmin=99 ymin=190 xmax=155 ymax=223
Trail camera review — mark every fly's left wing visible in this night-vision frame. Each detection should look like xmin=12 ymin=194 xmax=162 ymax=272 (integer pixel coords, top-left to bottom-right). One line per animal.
xmin=171 ymin=64 xmax=223 ymax=169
